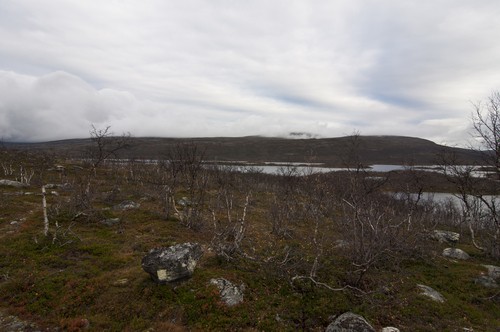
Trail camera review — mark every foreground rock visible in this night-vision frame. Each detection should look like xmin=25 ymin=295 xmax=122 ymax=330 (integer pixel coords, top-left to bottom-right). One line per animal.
xmin=326 ymin=312 xmax=375 ymax=332
xmin=442 ymin=248 xmax=470 ymax=260
xmin=381 ymin=328 xmax=400 ymax=332
xmin=0 ymin=309 xmax=43 ymax=331
xmin=0 ymin=180 xmax=28 ymax=188
xmin=431 ymin=230 xmax=460 ymax=244
xmin=209 ymin=278 xmax=245 ymax=306
xmin=142 ymin=243 xmax=203 ymax=284
xmin=417 ymin=284 xmax=445 ymax=303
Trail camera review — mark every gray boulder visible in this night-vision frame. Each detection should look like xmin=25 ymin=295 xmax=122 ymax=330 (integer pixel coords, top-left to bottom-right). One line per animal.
xmin=44 ymin=183 xmax=71 ymax=190
xmin=381 ymin=328 xmax=400 ymax=332
xmin=113 ymin=200 xmax=140 ymax=211
xmin=417 ymin=284 xmax=445 ymax=303
xmin=483 ymin=265 xmax=500 ymax=280
xmin=209 ymin=278 xmax=245 ymax=306
xmin=431 ymin=230 xmax=460 ymax=244
xmin=100 ymin=218 xmax=120 ymax=226
xmin=141 ymin=243 xmax=203 ymax=284
xmin=442 ymin=248 xmax=470 ymax=260
xmin=326 ymin=312 xmax=375 ymax=332
xmin=473 ymin=276 xmax=498 ymax=288
xmin=0 ymin=179 xmax=28 ymax=188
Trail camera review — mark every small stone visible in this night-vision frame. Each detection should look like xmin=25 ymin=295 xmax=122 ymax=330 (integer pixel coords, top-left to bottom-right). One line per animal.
xmin=442 ymin=248 xmax=470 ymax=260
xmin=177 ymin=197 xmax=191 ymax=207
xmin=417 ymin=284 xmax=445 ymax=303
xmin=114 ymin=200 xmax=140 ymax=211
xmin=100 ymin=218 xmax=120 ymax=226
xmin=473 ymin=276 xmax=498 ymax=288
xmin=381 ymin=328 xmax=400 ymax=332
xmin=209 ymin=278 xmax=245 ymax=306
xmin=482 ymin=265 xmax=500 ymax=280
xmin=325 ymin=312 xmax=375 ymax=332
xmin=112 ymin=278 xmax=129 ymax=286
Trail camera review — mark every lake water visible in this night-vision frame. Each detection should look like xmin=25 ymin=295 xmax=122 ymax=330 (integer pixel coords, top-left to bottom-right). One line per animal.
xmin=392 ymin=191 xmax=499 ymax=212
xmin=234 ymin=163 xmax=489 ymax=177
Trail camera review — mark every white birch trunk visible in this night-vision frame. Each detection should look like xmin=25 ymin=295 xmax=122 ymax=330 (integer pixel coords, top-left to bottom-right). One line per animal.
xmin=42 ymin=185 xmax=49 ymax=236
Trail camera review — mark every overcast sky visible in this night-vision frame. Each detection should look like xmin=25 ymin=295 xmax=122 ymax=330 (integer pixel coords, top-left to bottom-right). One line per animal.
xmin=1 ymin=1 xmax=499 ymax=144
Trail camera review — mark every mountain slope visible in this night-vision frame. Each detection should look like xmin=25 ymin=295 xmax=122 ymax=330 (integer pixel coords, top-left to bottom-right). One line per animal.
xmin=4 ymin=135 xmax=485 ymax=166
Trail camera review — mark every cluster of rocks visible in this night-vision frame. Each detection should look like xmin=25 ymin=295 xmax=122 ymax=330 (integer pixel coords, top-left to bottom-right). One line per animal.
xmin=138 ymin=228 xmax=499 ymax=330
xmin=431 ymin=229 xmax=500 ymax=288
xmin=140 ymin=243 xmax=405 ymax=330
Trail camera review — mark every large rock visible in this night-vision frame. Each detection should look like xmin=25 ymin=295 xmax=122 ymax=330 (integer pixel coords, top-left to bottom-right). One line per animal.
xmin=0 ymin=179 xmax=28 ymax=188
xmin=326 ymin=312 xmax=375 ymax=332
xmin=442 ymin=248 xmax=470 ymax=260
xmin=381 ymin=328 xmax=400 ymax=332
xmin=209 ymin=278 xmax=245 ymax=306
xmin=431 ymin=230 xmax=460 ymax=244
xmin=141 ymin=243 xmax=203 ymax=284
xmin=417 ymin=284 xmax=445 ymax=303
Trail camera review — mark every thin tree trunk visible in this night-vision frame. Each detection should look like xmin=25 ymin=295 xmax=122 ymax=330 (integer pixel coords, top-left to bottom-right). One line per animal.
xmin=42 ymin=185 xmax=49 ymax=236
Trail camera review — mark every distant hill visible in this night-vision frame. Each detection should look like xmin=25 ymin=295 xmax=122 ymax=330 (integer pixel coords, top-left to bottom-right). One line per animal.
xmin=3 ymin=135 xmax=486 ymax=166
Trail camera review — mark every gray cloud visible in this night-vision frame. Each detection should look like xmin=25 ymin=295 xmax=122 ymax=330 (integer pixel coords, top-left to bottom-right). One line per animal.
xmin=1 ymin=1 xmax=499 ymax=144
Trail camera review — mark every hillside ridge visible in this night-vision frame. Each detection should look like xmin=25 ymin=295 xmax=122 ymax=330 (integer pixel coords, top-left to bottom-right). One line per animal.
xmin=3 ymin=135 xmax=484 ymax=166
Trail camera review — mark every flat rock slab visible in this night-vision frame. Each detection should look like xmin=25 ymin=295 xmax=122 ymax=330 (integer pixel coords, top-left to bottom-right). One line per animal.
xmin=326 ymin=312 xmax=375 ymax=332
xmin=417 ymin=284 xmax=445 ymax=303
xmin=442 ymin=248 xmax=470 ymax=260
xmin=142 ymin=243 xmax=203 ymax=284
xmin=0 ymin=180 xmax=28 ymax=188
xmin=209 ymin=278 xmax=245 ymax=306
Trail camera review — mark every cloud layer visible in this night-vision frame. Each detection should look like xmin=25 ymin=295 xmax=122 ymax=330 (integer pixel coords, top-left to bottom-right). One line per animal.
xmin=1 ymin=1 xmax=499 ymax=144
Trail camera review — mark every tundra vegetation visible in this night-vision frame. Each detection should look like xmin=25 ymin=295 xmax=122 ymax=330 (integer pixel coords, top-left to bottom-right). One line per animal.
xmin=0 ymin=121 xmax=499 ymax=331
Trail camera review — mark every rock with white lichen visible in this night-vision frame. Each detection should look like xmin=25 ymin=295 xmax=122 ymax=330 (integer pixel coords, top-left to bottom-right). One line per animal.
xmin=417 ymin=284 xmax=446 ymax=303
xmin=325 ymin=312 xmax=375 ymax=332
xmin=209 ymin=278 xmax=245 ymax=306
xmin=141 ymin=243 xmax=203 ymax=284
xmin=442 ymin=248 xmax=470 ymax=260
xmin=431 ymin=230 xmax=460 ymax=244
